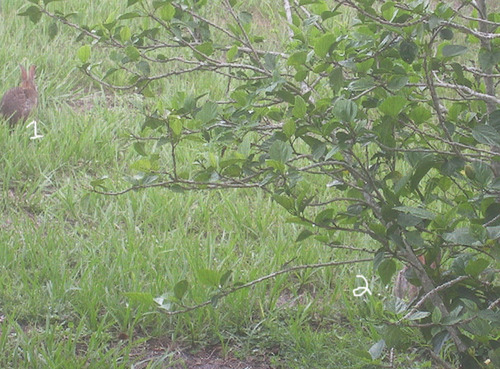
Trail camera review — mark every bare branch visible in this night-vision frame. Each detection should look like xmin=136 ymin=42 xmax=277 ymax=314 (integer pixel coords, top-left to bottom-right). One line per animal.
xmin=401 ymin=275 xmax=470 ymax=321
xmin=158 ymin=257 xmax=373 ymax=316
xmin=283 ymin=0 xmax=294 ymax=39
xmin=343 ymin=0 xmax=430 ymax=28
xmin=442 ymin=20 xmax=500 ymax=40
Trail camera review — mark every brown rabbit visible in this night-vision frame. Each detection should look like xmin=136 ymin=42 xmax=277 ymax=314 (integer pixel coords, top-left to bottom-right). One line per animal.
xmin=0 ymin=65 xmax=38 ymax=127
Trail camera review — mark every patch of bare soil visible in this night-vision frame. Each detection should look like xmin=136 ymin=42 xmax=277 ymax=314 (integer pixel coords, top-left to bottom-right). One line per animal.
xmin=65 ymin=86 xmax=118 ymax=113
xmin=129 ymin=337 xmax=273 ymax=369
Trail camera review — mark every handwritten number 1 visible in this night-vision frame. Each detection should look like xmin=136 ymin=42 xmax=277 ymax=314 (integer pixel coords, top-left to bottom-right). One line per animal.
xmin=27 ymin=120 xmax=43 ymax=140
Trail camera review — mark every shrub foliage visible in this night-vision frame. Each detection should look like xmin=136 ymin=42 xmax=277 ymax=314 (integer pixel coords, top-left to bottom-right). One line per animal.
xmin=25 ymin=0 xmax=499 ymax=367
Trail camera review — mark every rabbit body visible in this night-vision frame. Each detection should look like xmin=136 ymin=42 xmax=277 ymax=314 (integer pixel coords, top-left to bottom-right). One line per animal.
xmin=1 ymin=65 xmax=38 ymax=127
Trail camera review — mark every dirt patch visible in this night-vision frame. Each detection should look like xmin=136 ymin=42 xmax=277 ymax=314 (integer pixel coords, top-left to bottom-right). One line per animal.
xmin=65 ymin=87 xmax=118 ymax=113
xmin=129 ymin=337 xmax=273 ymax=369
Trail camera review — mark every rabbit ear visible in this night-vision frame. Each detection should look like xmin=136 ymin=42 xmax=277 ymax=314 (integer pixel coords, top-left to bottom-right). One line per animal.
xmin=28 ymin=65 xmax=36 ymax=80
xmin=20 ymin=65 xmax=27 ymax=80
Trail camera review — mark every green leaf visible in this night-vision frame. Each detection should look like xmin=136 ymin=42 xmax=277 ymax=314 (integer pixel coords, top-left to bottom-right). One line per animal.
xmin=295 ymin=71 xmax=308 ymax=83
xmin=130 ymin=158 xmax=152 ymax=172
xmin=373 ymin=250 xmax=386 ymax=271
xmin=288 ymin=51 xmax=308 ymax=66
xmin=406 ymin=230 xmax=424 ymax=247
xmin=77 ymin=45 xmax=91 ymax=63
xmin=442 ymin=45 xmax=468 ymax=57
xmin=394 ymin=206 xmax=436 ymax=220
xmin=432 ymin=307 xmax=442 ymax=324
xmin=48 ymin=22 xmax=58 ymax=40
xmin=489 ymin=110 xmax=500 ymax=130
xmin=325 ymin=145 xmax=339 ymax=160
xmin=286 ymin=217 xmax=310 ymax=226
xmin=231 ymin=90 xmax=248 ymax=107
xmin=409 ymin=105 xmax=432 ymax=125
xmin=119 ymin=12 xmax=142 ymax=20
xmin=292 ymin=96 xmax=307 ymax=119
xmin=312 ymin=142 xmax=326 ymax=160
xmin=487 ymin=225 xmax=500 ymax=240
xmin=90 ymin=176 xmax=109 ymax=190
xmin=472 ymin=124 xmax=500 ymax=146
xmin=134 ymin=142 xmax=147 ymax=156
xmin=219 ymin=270 xmax=232 ymax=287
xmin=137 ymin=60 xmax=150 ymax=76
xmin=471 ymin=160 xmax=492 ymax=186
xmin=387 ymin=76 xmax=408 ymax=91
xmin=381 ymin=1 xmax=395 ymax=20
xmin=173 ymin=280 xmax=189 ymax=300
xmin=315 ymin=208 xmax=335 ymax=226
xmin=197 ymin=268 xmax=220 ymax=287
xmin=410 ymin=155 xmax=440 ymax=191
xmin=159 ymin=3 xmax=175 ymax=21
xmin=296 ymin=229 xmax=313 ymax=242
xmin=273 ymin=194 xmax=295 ymax=211
xmin=266 ymin=160 xmax=286 ymax=173
xmin=194 ymin=42 xmax=214 ymax=60
xmin=489 ymin=348 xmax=500 ymax=368
xmin=379 ymin=96 xmax=407 ymax=117
xmin=399 ymin=40 xmax=418 ymax=64
xmin=125 ymin=45 xmax=141 ymax=61
xmin=314 ymin=33 xmax=335 ymax=57
xmin=127 ymin=0 xmax=141 ymax=6
xmin=406 ymin=311 xmax=431 ymax=321
xmin=283 ymin=120 xmax=296 ymax=138
xmin=239 ymin=11 xmax=252 ymax=24
xmin=104 ymin=11 xmax=117 ymax=27
xmin=264 ymin=53 xmax=276 ymax=70
xmin=439 ymin=28 xmax=454 ymax=40
xmin=479 ymin=49 xmax=500 ymax=71
xmin=123 ymin=292 xmax=154 ymax=305
xmin=368 ymin=339 xmax=386 ymax=360
xmin=432 ymin=330 xmax=450 ymax=354
xmin=356 ymin=58 xmax=373 ymax=74
xmin=443 ymin=228 xmax=481 ymax=247
xmin=333 ymin=98 xmax=357 ymax=122
xmin=465 ymin=258 xmax=489 ymax=277
xmin=142 ymin=84 xmax=155 ymax=98
xmin=381 ymin=325 xmax=407 ymax=349
xmin=226 ymin=45 xmax=238 ymax=62
xmin=302 ymin=135 xmax=325 ymax=157
xmin=269 ymin=140 xmax=292 ymax=163
xmin=238 ymin=134 xmax=251 ymax=157
xmin=397 ymin=213 xmax=422 ymax=227
xmin=120 ymin=26 xmax=132 ymax=42
xmin=479 ymin=309 xmax=500 ymax=322
xmin=348 ymin=77 xmax=375 ymax=91
xmin=329 ymin=67 xmax=343 ymax=94
xmin=195 ymin=101 xmax=218 ymax=123
xmin=465 ymin=317 xmax=492 ymax=336
xmin=321 ymin=11 xmax=338 ymax=20
xmin=378 ymin=259 xmax=396 ymax=285
xmin=18 ymin=5 xmax=42 ymax=24
xmin=168 ymin=117 xmax=183 ymax=136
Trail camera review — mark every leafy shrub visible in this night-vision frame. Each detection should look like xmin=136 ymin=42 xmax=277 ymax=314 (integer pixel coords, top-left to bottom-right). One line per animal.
xmin=24 ymin=0 xmax=500 ymax=367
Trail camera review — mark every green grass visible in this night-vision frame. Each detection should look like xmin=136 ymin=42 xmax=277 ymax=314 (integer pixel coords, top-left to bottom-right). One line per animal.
xmin=0 ymin=1 xmax=435 ymax=368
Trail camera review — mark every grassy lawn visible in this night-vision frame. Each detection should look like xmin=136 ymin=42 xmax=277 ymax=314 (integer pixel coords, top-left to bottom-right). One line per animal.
xmin=0 ymin=1 xmax=435 ymax=368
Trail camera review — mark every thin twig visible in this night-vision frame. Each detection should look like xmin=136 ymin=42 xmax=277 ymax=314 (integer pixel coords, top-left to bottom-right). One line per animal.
xmin=157 ymin=257 xmax=373 ymax=316
xmin=283 ymin=0 xmax=294 ymax=39
xmin=401 ymin=275 xmax=470 ymax=321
